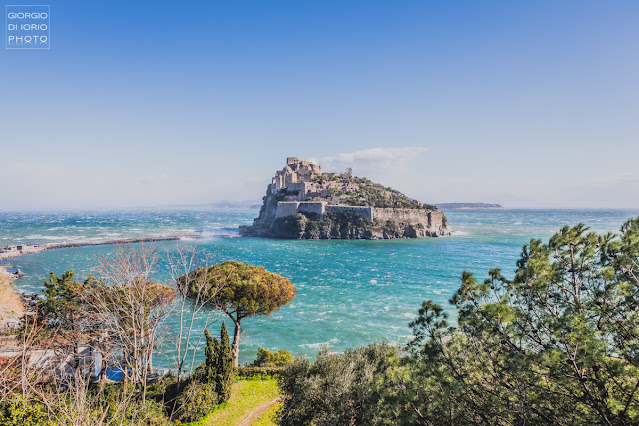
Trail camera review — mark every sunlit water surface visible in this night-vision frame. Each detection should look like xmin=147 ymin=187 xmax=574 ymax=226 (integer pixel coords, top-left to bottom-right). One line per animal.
xmin=2 ymin=208 xmax=638 ymax=367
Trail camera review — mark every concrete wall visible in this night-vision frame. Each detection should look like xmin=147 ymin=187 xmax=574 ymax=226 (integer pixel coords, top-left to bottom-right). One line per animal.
xmin=326 ymin=205 xmax=372 ymax=220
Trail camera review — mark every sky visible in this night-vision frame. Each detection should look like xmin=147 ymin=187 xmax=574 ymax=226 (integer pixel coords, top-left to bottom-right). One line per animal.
xmin=1 ymin=0 xmax=638 ymax=210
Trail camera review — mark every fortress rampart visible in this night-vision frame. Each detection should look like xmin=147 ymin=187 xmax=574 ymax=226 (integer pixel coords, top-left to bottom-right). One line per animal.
xmin=372 ymin=208 xmax=445 ymax=229
xmin=274 ymin=202 xmax=444 ymax=228
xmin=326 ymin=205 xmax=373 ymax=220
xmin=276 ymin=201 xmax=325 ymax=218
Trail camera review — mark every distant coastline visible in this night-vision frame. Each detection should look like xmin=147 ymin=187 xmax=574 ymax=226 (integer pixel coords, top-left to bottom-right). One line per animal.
xmin=437 ymin=203 xmax=503 ymax=210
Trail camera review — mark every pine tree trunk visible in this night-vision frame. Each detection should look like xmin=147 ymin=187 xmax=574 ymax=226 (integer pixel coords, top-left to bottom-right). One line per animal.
xmin=232 ymin=320 xmax=241 ymax=368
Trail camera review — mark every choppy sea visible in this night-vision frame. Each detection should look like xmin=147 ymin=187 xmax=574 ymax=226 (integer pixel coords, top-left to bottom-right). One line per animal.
xmin=2 ymin=208 xmax=638 ymax=367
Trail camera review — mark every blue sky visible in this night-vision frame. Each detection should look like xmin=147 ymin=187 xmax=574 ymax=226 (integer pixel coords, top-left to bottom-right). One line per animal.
xmin=1 ymin=0 xmax=638 ymax=209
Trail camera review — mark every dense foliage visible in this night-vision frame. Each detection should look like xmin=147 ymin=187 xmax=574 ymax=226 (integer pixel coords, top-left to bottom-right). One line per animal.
xmin=278 ymin=217 xmax=639 ymax=425
xmin=312 ymin=173 xmax=436 ymax=210
xmin=175 ymin=380 xmax=218 ymax=423
xmin=253 ymin=347 xmax=293 ymax=367
xmin=38 ymin=270 xmax=83 ymax=328
xmin=278 ymin=344 xmax=399 ymax=425
xmin=0 ymin=400 xmax=49 ymax=426
xmin=204 ymin=321 xmax=234 ymax=402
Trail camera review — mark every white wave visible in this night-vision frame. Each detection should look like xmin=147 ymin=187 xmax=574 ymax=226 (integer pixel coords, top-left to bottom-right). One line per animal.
xmin=298 ymin=337 xmax=339 ymax=349
xmin=24 ymin=234 xmax=74 ymax=241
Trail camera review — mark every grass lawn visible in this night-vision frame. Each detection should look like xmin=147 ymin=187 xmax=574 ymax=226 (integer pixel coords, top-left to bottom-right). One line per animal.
xmin=184 ymin=377 xmax=280 ymax=426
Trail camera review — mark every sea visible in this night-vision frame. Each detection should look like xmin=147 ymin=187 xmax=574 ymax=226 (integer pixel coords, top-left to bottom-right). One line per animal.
xmin=1 ymin=208 xmax=638 ymax=368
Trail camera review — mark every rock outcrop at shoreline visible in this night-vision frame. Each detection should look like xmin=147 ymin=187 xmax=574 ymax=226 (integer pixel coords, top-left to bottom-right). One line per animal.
xmin=0 ymin=267 xmax=25 ymax=332
xmin=240 ymin=158 xmax=450 ymax=239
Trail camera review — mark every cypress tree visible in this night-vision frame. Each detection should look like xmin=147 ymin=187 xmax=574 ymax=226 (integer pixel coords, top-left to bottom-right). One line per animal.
xmin=217 ymin=321 xmax=234 ymax=402
xmin=204 ymin=329 xmax=219 ymax=384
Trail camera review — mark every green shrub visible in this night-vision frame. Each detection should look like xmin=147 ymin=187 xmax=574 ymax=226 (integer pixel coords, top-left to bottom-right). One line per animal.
xmin=237 ymin=365 xmax=284 ymax=379
xmin=216 ymin=321 xmax=234 ymax=402
xmin=0 ymin=400 xmax=48 ymax=425
xmin=203 ymin=322 xmax=234 ymax=403
xmin=254 ymin=347 xmax=293 ymax=367
xmin=278 ymin=343 xmax=398 ymax=426
xmin=175 ymin=380 xmax=218 ymax=423
xmin=124 ymin=400 xmax=169 ymax=426
xmin=204 ymin=328 xmax=220 ymax=384
xmin=272 ymin=349 xmax=293 ymax=367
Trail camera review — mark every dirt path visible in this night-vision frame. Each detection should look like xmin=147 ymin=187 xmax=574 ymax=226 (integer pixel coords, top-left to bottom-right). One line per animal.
xmin=236 ymin=396 xmax=283 ymax=426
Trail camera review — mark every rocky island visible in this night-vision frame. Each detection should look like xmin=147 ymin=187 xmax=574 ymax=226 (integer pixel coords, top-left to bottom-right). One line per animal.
xmin=239 ymin=158 xmax=450 ymax=239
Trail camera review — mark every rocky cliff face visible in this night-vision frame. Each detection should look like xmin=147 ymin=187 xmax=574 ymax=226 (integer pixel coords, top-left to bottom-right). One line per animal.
xmin=265 ymin=211 xmax=449 ymax=240
xmin=239 ymin=158 xmax=451 ymax=239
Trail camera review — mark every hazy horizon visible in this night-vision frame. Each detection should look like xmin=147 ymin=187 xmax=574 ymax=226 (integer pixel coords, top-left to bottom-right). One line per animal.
xmin=2 ymin=1 xmax=638 ymax=210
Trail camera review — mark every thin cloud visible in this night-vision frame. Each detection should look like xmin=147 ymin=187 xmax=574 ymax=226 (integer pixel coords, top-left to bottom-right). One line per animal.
xmin=317 ymin=147 xmax=429 ymax=172
xmin=587 ymin=172 xmax=639 ymax=187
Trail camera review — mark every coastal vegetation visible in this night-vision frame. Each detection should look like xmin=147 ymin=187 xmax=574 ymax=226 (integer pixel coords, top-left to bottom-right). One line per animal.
xmin=4 ymin=217 xmax=639 ymax=424
xmin=179 ymin=261 xmax=296 ymax=367
xmin=253 ymin=348 xmax=293 ymax=368
xmin=277 ymin=217 xmax=639 ymax=424
xmin=0 ymin=247 xmax=294 ymax=425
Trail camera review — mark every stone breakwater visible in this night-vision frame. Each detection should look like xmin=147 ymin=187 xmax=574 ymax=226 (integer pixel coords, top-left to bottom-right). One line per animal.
xmin=0 ymin=235 xmax=198 ymax=261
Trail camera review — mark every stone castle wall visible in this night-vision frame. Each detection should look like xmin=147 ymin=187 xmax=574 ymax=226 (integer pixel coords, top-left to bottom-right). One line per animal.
xmin=372 ymin=208 xmax=445 ymax=229
xmin=276 ymin=201 xmax=325 ymax=218
xmin=372 ymin=208 xmax=431 ymax=225
xmin=298 ymin=202 xmax=326 ymax=216
xmin=427 ymin=210 xmax=446 ymax=230
xmin=275 ymin=202 xmax=301 ymax=219
xmin=326 ymin=205 xmax=373 ymax=220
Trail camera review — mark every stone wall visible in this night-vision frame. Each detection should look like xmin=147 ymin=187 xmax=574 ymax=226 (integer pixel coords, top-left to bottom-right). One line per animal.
xmin=326 ymin=205 xmax=373 ymax=220
xmin=276 ymin=204 xmax=446 ymax=227
xmin=275 ymin=202 xmax=301 ymax=219
xmin=275 ymin=201 xmax=326 ymax=218
xmin=372 ymin=208 xmax=431 ymax=224
xmin=298 ymin=202 xmax=325 ymax=216
xmin=427 ymin=210 xmax=446 ymax=230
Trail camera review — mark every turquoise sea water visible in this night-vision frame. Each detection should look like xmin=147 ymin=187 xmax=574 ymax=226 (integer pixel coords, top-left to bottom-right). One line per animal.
xmin=2 ymin=208 xmax=639 ymax=367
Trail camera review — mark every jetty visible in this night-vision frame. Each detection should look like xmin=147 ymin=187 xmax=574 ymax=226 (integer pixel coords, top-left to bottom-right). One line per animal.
xmin=0 ymin=234 xmax=198 ymax=261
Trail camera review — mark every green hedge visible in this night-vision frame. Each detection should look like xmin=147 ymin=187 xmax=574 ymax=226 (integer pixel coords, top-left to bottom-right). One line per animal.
xmin=237 ymin=366 xmax=285 ymax=379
